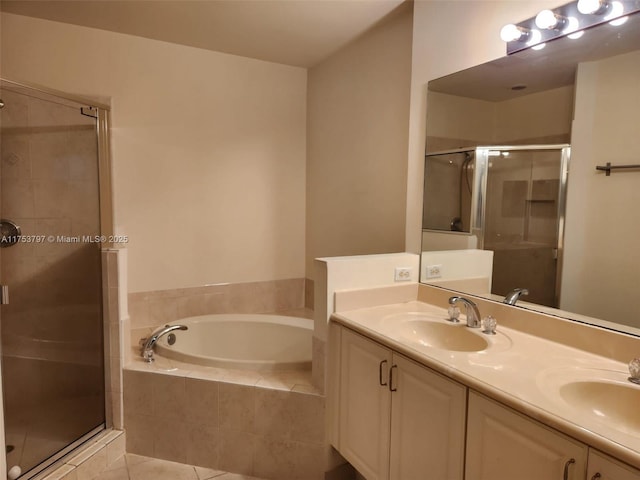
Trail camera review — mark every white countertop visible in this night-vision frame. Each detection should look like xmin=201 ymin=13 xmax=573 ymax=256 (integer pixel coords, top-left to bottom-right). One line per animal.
xmin=331 ymin=300 xmax=640 ymax=469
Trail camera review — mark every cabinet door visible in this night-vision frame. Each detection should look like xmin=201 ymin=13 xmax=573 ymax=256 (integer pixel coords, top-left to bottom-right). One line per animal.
xmin=389 ymin=354 xmax=466 ymax=480
xmin=588 ymin=450 xmax=640 ymax=480
xmin=466 ymin=392 xmax=587 ymax=480
xmin=339 ymin=328 xmax=392 ymax=480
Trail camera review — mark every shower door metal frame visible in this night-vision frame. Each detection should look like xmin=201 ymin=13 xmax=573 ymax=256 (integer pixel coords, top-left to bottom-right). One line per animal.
xmin=475 ymin=144 xmax=571 ymax=307
xmin=0 ymin=78 xmax=115 ymax=479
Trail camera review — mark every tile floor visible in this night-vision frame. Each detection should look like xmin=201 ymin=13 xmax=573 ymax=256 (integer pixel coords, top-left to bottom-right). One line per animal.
xmin=95 ymin=453 xmax=266 ymax=480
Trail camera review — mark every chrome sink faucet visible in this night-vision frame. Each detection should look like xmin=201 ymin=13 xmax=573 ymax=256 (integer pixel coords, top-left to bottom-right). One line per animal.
xmin=503 ymin=288 xmax=529 ymax=305
xmin=449 ymin=296 xmax=481 ymax=328
xmin=141 ymin=324 xmax=188 ymax=362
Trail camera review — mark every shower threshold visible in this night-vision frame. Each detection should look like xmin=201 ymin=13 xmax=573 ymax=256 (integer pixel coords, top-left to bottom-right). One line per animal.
xmin=14 ymin=424 xmax=106 ymax=480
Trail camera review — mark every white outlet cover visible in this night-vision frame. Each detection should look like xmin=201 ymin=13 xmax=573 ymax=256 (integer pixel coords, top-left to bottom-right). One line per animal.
xmin=394 ymin=267 xmax=413 ymax=282
xmin=426 ymin=264 xmax=442 ymax=279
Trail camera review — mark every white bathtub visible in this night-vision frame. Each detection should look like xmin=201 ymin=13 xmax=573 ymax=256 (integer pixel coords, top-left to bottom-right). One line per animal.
xmin=155 ymin=314 xmax=313 ymax=371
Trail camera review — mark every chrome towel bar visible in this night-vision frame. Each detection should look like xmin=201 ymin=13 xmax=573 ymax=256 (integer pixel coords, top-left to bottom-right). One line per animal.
xmin=595 ymin=162 xmax=640 ymax=176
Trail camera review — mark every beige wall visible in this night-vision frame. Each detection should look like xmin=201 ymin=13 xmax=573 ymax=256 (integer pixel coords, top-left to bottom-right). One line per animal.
xmin=305 ymin=3 xmax=413 ymax=277
xmin=561 ymin=50 xmax=640 ymax=327
xmin=1 ymin=13 xmax=307 ymax=293
xmin=425 ymin=91 xmax=495 ymax=151
xmin=426 ymin=85 xmax=573 ymax=152
xmin=495 ymin=85 xmax=573 ymax=143
xmin=407 ymin=0 xmax=561 ymax=253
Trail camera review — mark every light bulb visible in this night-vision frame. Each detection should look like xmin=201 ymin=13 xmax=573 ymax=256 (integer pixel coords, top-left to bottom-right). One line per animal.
xmin=501 ymin=23 xmax=526 ymax=42
xmin=535 ymin=10 xmax=567 ymax=30
xmin=526 ymin=29 xmax=543 ymax=47
xmin=564 ymin=17 xmax=584 ymax=39
xmin=605 ymin=1 xmax=627 ymax=25
xmin=610 ymin=15 xmax=628 ymax=26
xmin=536 ymin=10 xmax=559 ymax=29
xmin=577 ymin=0 xmax=608 ymax=14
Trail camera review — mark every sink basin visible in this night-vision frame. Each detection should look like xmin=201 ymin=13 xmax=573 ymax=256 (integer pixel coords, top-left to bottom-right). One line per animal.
xmin=559 ymin=380 xmax=640 ymax=435
xmin=395 ymin=320 xmax=489 ymax=352
xmin=538 ymin=366 xmax=640 ymax=437
xmin=376 ymin=311 xmax=511 ymax=354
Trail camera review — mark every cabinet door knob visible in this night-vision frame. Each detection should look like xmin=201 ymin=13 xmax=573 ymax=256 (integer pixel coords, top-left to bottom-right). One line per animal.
xmin=591 ymin=474 xmax=601 ymax=480
xmin=563 ymin=458 xmax=575 ymax=480
xmin=389 ymin=364 xmax=398 ymax=392
xmin=379 ymin=360 xmax=388 ymax=386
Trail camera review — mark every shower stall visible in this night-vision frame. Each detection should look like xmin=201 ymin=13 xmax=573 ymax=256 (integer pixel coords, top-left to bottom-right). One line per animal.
xmin=423 ymin=145 xmax=570 ymax=308
xmin=0 ymin=80 xmax=110 ymax=479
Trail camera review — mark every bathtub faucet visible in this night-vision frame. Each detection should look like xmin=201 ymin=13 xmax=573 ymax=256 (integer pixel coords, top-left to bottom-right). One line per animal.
xmin=141 ymin=324 xmax=188 ymax=363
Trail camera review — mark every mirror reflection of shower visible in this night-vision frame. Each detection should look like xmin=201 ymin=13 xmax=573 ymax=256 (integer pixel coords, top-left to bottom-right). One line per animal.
xmin=423 ymin=150 xmax=475 ymax=233
xmin=423 ymin=145 xmax=569 ymax=308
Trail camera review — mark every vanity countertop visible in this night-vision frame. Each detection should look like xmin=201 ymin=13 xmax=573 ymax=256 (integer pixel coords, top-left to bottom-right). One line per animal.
xmin=331 ymin=300 xmax=640 ymax=469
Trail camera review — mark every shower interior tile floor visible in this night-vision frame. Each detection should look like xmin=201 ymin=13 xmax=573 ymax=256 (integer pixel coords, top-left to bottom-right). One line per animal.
xmin=96 ymin=453 xmax=266 ymax=480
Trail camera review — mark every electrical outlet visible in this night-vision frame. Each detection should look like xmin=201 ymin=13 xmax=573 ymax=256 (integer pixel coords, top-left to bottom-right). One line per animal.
xmin=394 ymin=267 xmax=413 ymax=282
xmin=426 ymin=264 xmax=442 ymax=279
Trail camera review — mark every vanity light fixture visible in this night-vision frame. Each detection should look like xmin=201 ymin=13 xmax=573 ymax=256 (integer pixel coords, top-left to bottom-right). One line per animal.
xmin=501 ymin=0 xmax=639 ymax=54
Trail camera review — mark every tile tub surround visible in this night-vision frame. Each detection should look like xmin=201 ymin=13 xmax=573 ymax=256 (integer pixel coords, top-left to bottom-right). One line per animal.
xmin=304 ymin=278 xmax=314 ymax=311
xmin=123 ymin=357 xmax=325 ymax=480
xmin=102 ymin=249 xmax=127 ymax=430
xmin=128 ymin=278 xmax=306 ymax=347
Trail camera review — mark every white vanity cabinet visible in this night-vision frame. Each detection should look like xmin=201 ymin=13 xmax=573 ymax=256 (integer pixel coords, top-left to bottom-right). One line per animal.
xmin=331 ymin=325 xmax=466 ymax=480
xmin=587 ymin=451 xmax=640 ymax=480
xmin=466 ymin=392 xmax=588 ymax=480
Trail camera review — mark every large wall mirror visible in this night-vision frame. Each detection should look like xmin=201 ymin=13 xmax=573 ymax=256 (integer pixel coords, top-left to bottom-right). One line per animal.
xmin=421 ymin=10 xmax=640 ymax=336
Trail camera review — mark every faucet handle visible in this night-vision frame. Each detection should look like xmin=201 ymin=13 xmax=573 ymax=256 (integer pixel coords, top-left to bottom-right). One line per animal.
xmin=481 ymin=315 xmax=497 ymax=335
xmin=447 ymin=305 xmax=461 ymax=323
xmin=628 ymin=358 xmax=640 ymax=384
xmin=142 ymin=349 xmax=155 ymax=362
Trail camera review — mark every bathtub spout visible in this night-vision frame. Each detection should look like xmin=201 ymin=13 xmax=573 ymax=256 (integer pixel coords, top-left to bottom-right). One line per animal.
xmin=141 ymin=324 xmax=188 ymax=363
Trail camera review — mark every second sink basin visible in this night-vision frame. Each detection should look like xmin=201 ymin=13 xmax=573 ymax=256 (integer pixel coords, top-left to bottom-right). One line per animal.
xmin=537 ymin=366 xmax=640 ymax=438
xmin=559 ymin=380 xmax=640 ymax=436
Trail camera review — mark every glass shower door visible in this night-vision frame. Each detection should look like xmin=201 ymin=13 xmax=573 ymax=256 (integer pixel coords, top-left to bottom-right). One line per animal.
xmin=482 ymin=146 xmax=569 ymax=308
xmin=0 ymin=83 xmax=105 ymax=478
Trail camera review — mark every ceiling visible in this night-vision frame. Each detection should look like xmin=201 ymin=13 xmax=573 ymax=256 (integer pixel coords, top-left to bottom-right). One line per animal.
xmin=0 ymin=0 xmax=406 ymax=68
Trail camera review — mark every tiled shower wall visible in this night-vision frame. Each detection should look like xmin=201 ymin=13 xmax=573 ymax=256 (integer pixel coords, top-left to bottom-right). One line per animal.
xmin=127 ymin=278 xmax=306 ymax=354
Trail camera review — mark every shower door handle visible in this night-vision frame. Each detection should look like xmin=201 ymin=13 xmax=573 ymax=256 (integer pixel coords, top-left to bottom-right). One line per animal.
xmin=1 ymin=285 xmax=9 ymax=305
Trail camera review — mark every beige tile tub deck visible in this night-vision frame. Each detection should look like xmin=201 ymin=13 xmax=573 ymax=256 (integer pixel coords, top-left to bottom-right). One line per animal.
xmin=123 ymin=355 xmax=324 ymax=480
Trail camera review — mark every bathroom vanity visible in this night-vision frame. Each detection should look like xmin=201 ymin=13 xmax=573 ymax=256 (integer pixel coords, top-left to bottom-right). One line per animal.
xmin=326 ymin=286 xmax=640 ymax=480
